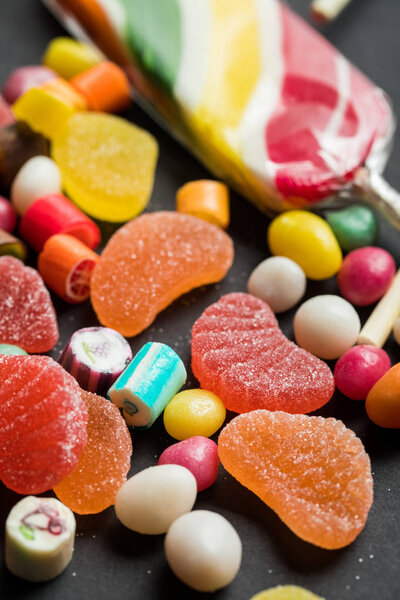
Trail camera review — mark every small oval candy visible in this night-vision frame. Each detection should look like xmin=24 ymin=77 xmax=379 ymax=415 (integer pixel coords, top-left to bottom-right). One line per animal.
xmin=268 ymin=211 xmax=342 ymax=280
xmin=163 ymin=389 xmax=226 ymax=441
xmin=115 ymin=464 xmax=197 ymax=534
xmin=158 ymin=436 xmax=219 ymax=491
xmin=250 ymin=586 xmax=323 ymax=600
xmin=0 ymin=197 xmax=17 ymax=232
xmin=42 ymin=37 xmax=103 ymax=80
xmin=11 ymin=156 xmax=62 ymax=216
xmin=334 ymin=345 xmax=390 ymax=401
xmin=326 ymin=205 xmax=378 ymax=252
xmin=366 ymin=363 xmax=400 ymax=428
xmin=247 ymin=256 xmax=306 ymax=313
xmin=338 ymin=247 xmax=395 ymax=306
xmin=294 ymin=295 xmax=360 ymax=359
xmin=165 ymin=510 xmax=242 ymax=592
xmin=2 ymin=65 xmax=57 ymax=104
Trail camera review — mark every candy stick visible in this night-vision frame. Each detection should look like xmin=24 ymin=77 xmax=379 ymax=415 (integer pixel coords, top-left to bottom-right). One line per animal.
xmin=311 ymin=0 xmax=353 ymax=23
xmin=357 ymin=269 xmax=400 ymax=347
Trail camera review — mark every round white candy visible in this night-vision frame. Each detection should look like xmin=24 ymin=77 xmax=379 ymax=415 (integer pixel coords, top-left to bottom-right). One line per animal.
xmin=294 ymin=295 xmax=361 ymax=359
xmin=11 ymin=156 xmax=62 ymax=215
xmin=393 ymin=317 xmax=400 ymax=345
xmin=115 ymin=464 xmax=197 ymax=534
xmin=165 ymin=510 xmax=242 ymax=592
xmin=247 ymin=256 xmax=306 ymax=313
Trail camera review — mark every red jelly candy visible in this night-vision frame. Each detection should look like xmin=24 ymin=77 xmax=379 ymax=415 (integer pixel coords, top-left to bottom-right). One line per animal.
xmin=191 ymin=293 xmax=334 ymax=413
xmin=0 ymin=256 xmax=59 ymax=353
xmin=0 ymin=355 xmax=88 ymax=494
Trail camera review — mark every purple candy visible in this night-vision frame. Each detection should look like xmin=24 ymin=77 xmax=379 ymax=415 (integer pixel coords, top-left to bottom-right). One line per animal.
xmin=2 ymin=66 xmax=57 ymax=104
xmin=58 ymin=326 xmax=133 ymax=396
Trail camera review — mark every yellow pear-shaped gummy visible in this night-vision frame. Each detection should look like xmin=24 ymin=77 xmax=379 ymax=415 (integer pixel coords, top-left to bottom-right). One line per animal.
xmin=267 ymin=211 xmax=342 ymax=280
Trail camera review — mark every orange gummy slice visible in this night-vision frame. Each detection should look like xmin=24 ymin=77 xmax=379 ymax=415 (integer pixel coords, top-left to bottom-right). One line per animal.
xmin=91 ymin=211 xmax=234 ymax=337
xmin=54 ymin=390 xmax=132 ymax=514
xmin=218 ymin=410 xmax=373 ymax=549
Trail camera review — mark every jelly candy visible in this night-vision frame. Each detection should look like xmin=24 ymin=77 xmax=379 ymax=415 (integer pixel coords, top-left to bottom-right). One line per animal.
xmin=326 ymin=205 xmax=378 ymax=252
xmin=11 ymin=156 xmax=62 ymax=216
xmin=338 ymin=247 xmax=395 ymax=306
xmin=366 ymin=363 xmax=400 ymax=428
xmin=267 ymin=211 xmax=342 ymax=280
xmin=250 ymin=586 xmax=323 ymax=600
xmin=51 ymin=112 xmax=158 ymax=222
xmin=191 ymin=293 xmax=334 ymax=414
xmin=0 ymin=256 xmax=59 ymax=353
xmin=41 ymin=77 xmax=88 ymax=110
xmin=42 ymin=37 xmax=103 ymax=80
xmin=2 ymin=66 xmax=57 ymax=104
xmin=163 ymin=389 xmax=226 ymax=440
xmin=218 ymin=410 xmax=373 ymax=549
xmin=334 ymin=345 xmax=391 ymax=401
xmin=176 ymin=180 xmax=230 ymax=229
xmin=54 ymin=390 xmax=132 ymax=514
xmin=0 ymin=355 xmax=87 ymax=494
xmin=91 ymin=212 xmax=234 ymax=336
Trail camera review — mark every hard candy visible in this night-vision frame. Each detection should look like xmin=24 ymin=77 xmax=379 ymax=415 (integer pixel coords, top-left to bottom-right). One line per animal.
xmin=334 ymin=345 xmax=391 ymax=400
xmin=326 ymin=205 xmax=378 ymax=252
xmin=366 ymin=363 xmax=400 ymax=428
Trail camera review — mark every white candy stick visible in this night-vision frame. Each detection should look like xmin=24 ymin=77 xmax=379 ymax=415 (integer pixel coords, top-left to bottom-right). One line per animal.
xmin=311 ymin=0 xmax=353 ymax=22
xmin=357 ymin=269 xmax=400 ymax=348
xmin=6 ymin=496 xmax=76 ymax=582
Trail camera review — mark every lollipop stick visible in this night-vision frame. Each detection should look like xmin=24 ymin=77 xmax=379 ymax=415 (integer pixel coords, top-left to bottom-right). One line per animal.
xmin=311 ymin=0 xmax=353 ymax=23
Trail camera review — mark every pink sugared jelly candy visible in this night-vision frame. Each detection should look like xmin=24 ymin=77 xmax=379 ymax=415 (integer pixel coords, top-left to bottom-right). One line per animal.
xmin=2 ymin=65 xmax=57 ymax=104
xmin=0 ymin=355 xmax=88 ymax=494
xmin=338 ymin=247 xmax=395 ymax=306
xmin=334 ymin=345 xmax=391 ymax=401
xmin=158 ymin=436 xmax=219 ymax=492
xmin=191 ymin=293 xmax=334 ymax=414
xmin=0 ymin=256 xmax=59 ymax=353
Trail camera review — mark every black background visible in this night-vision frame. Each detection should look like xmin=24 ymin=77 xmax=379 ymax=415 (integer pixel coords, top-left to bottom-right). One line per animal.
xmin=1 ymin=1 xmax=400 ymax=599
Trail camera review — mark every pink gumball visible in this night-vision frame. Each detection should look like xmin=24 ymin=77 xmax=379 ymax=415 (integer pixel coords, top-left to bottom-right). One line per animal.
xmin=334 ymin=345 xmax=391 ymax=400
xmin=158 ymin=436 xmax=220 ymax=492
xmin=0 ymin=196 xmax=17 ymax=232
xmin=338 ymin=246 xmax=395 ymax=306
xmin=2 ymin=66 xmax=57 ymax=105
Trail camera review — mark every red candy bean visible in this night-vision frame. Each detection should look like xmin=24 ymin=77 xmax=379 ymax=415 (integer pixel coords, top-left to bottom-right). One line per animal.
xmin=2 ymin=65 xmax=57 ymax=104
xmin=334 ymin=345 xmax=391 ymax=401
xmin=338 ymin=247 xmax=395 ymax=306
xmin=0 ymin=196 xmax=17 ymax=233
xmin=158 ymin=436 xmax=220 ymax=492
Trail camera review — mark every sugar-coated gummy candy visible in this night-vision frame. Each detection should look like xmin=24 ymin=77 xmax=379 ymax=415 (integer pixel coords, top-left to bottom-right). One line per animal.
xmin=59 ymin=326 xmax=132 ymax=396
xmin=267 ymin=211 xmax=342 ymax=280
xmin=5 ymin=496 xmax=75 ymax=582
xmin=218 ymin=410 xmax=373 ymax=549
xmin=165 ymin=510 xmax=242 ymax=592
xmin=0 ymin=355 xmax=88 ymax=494
xmin=11 ymin=156 xmax=62 ymax=216
xmin=0 ymin=256 xmax=59 ymax=353
xmin=115 ymin=464 xmax=197 ymax=534
xmin=366 ymin=363 xmax=400 ymax=428
xmin=158 ymin=436 xmax=220 ymax=491
xmin=2 ymin=65 xmax=57 ymax=104
xmin=176 ymin=180 xmax=230 ymax=229
xmin=0 ymin=229 xmax=27 ymax=261
xmin=163 ymin=389 xmax=226 ymax=441
xmin=0 ymin=196 xmax=17 ymax=232
xmin=70 ymin=61 xmax=131 ymax=113
xmin=294 ymin=295 xmax=361 ymax=360
xmin=334 ymin=345 xmax=391 ymax=401
xmin=51 ymin=112 xmax=158 ymax=222
xmin=191 ymin=293 xmax=334 ymax=414
xmin=41 ymin=77 xmax=88 ymax=111
xmin=0 ymin=343 xmax=27 ymax=355
xmin=338 ymin=247 xmax=395 ymax=306
xmin=250 ymin=586 xmax=324 ymax=600
xmin=326 ymin=205 xmax=378 ymax=252
xmin=54 ymin=390 xmax=132 ymax=514
xmin=247 ymin=256 xmax=306 ymax=313
xmin=91 ymin=212 xmax=234 ymax=336
xmin=108 ymin=342 xmax=186 ymax=428
xmin=42 ymin=37 xmax=103 ymax=80
xmin=0 ymin=95 xmax=15 ymax=128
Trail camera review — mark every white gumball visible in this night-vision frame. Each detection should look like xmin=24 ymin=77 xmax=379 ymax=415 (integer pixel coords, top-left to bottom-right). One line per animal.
xmin=294 ymin=295 xmax=360 ymax=359
xmin=247 ymin=256 xmax=306 ymax=313
xmin=11 ymin=156 xmax=62 ymax=215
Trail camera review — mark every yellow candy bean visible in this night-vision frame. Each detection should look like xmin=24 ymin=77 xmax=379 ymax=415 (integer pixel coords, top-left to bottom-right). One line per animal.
xmin=43 ymin=38 xmax=103 ymax=80
xmin=250 ymin=585 xmax=324 ymax=600
xmin=267 ymin=211 xmax=342 ymax=280
xmin=163 ymin=389 xmax=226 ymax=440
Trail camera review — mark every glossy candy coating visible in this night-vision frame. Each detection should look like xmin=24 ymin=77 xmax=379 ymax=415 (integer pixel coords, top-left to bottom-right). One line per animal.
xmin=0 ymin=196 xmax=17 ymax=232
xmin=334 ymin=345 xmax=391 ymax=400
xmin=366 ymin=363 xmax=400 ymax=428
xmin=54 ymin=390 xmax=132 ymax=514
xmin=338 ymin=247 xmax=395 ymax=306
xmin=2 ymin=65 xmax=57 ymax=104
xmin=267 ymin=211 xmax=342 ymax=280
xmin=218 ymin=410 xmax=373 ymax=549
xmin=91 ymin=212 xmax=233 ymax=336
xmin=11 ymin=156 xmax=62 ymax=216
xmin=250 ymin=586 xmax=323 ymax=600
xmin=294 ymin=295 xmax=360 ymax=359
xmin=176 ymin=180 xmax=230 ymax=229
xmin=163 ymin=389 xmax=226 ymax=441
xmin=326 ymin=205 xmax=378 ymax=252
xmin=42 ymin=37 xmax=103 ymax=80
xmin=70 ymin=61 xmax=131 ymax=113
xmin=191 ymin=293 xmax=334 ymax=414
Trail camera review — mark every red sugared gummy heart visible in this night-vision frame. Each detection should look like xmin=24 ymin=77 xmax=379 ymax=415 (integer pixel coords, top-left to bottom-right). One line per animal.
xmin=0 ymin=255 xmax=59 ymax=352
xmin=0 ymin=355 xmax=88 ymax=494
xmin=191 ymin=293 xmax=334 ymax=413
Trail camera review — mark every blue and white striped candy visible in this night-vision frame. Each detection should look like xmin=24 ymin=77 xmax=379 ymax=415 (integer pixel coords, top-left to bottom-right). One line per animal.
xmin=108 ymin=342 xmax=187 ymax=428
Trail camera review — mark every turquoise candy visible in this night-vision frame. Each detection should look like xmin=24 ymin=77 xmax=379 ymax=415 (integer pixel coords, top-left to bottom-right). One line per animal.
xmin=108 ymin=342 xmax=186 ymax=429
xmin=0 ymin=343 xmax=27 ymax=355
xmin=326 ymin=205 xmax=378 ymax=252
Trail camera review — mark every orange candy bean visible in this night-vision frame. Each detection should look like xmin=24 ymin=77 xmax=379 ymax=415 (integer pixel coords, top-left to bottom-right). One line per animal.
xmin=176 ymin=180 xmax=230 ymax=229
xmin=70 ymin=61 xmax=131 ymax=113
xmin=366 ymin=363 xmax=400 ymax=428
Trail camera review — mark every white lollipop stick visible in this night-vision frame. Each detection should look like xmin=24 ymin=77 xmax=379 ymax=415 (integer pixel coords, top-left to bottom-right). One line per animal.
xmin=311 ymin=0 xmax=353 ymax=22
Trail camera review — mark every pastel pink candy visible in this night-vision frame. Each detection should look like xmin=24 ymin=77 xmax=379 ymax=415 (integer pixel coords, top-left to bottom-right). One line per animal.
xmin=2 ymin=65 xmax=57 ymax=104
xmin=334 ymin=345 xmax=391 ymax=400
xmin=191 ymin=293 xmax=334 ymax=414
xmin=0 ymin=95 xmax=15 ymax=128
xmin=158 ymin=436 xmax=219 ymax=491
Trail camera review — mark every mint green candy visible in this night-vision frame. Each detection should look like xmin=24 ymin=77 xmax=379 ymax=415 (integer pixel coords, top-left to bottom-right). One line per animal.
xmin=326 ymin=205 xmax=378 ymax=252
xmin=0 ymin=344 xmax=27 ymax=355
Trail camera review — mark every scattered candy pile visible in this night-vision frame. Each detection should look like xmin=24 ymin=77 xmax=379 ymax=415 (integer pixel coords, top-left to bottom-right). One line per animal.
xmin=0 ymin=31 xmax=400 ymax=598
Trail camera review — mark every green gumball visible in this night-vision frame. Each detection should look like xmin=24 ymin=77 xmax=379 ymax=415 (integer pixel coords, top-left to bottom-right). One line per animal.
xmin=326 ymin=205 xmax=378 ymax=252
